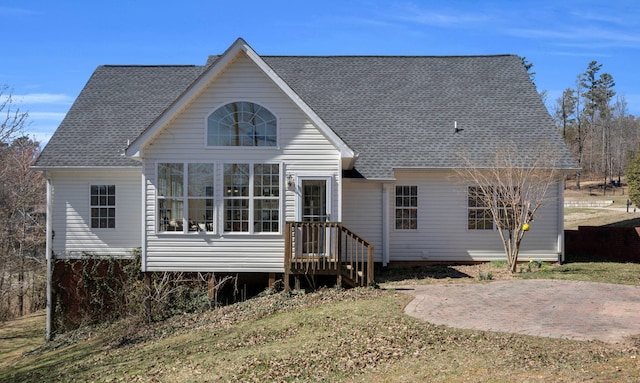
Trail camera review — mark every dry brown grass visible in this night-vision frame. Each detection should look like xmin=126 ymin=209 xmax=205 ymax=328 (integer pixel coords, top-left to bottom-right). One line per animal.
xmin=2 ymin=264 xmax=639 ymax=383
xmin=2 ymin=188 xmax=639 ymax=382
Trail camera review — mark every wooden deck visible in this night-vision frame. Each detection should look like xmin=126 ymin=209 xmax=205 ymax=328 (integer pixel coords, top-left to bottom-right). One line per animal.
xmin=284 ymin=222 xmax=374 ymax=291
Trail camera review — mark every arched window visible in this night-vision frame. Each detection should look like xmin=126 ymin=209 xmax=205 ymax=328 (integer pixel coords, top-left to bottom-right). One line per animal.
xmin=207 ymin=102 xmax=277 ymax=147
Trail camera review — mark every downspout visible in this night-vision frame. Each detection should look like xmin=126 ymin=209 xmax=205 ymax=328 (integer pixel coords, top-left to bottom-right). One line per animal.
xmin=45 ymin=173 xmax=54 ymax=341
xmin=140 ymin=169 xmax=147 ymax=272
xmin=382 ymin=183 xmax=391 ymax=266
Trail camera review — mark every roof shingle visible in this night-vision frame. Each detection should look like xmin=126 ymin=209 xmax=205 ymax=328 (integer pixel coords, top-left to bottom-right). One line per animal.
xmin=35 ymin=55 xmax=577 ymax=178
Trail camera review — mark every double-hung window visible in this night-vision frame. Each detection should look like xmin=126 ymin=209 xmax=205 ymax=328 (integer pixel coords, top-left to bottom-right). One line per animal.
xmin=187 ymin=163 xmax=214 ymax=232
xmin=223 ymin=164 xmax=250 ymax=232
xmin=223 ymin=163 xmax=280 ymax=233
xmin=253 ymin=164 xmax=280 ymax=233
xmin=158 ymin=163 xmax=184 ymax=232
xmin=468 ymin=186 xmax=519 ymax=230
xmin=468 ymin=186 xmax=493 ymax=230
xmin=158 ymin=163 xmax=216 ymax=233
xmin=395 ymin=186 xmax=418 ymax=230
xmin=90 ymin=185 xmax=115 ymax=228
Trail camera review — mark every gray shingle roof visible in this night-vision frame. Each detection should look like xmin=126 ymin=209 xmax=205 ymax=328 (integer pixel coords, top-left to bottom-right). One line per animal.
xmin=35 ymin=55 xmax=577 ymax=179
xmin=35 ymin=65 xmax=205 ymax=167
xmin=264 ymin=55 xmax=577 ymax=178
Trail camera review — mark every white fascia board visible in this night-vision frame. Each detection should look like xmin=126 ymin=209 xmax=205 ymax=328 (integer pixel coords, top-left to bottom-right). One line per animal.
xmin=31 ymin=165 xmax=141 ymax=172
xmin=125 ymin=38 xmax=247 ymax=158
xmin=244 ymin=47 xmax=355 ymax=160
xmin=125 ymin=38 xmax=356 ymax=163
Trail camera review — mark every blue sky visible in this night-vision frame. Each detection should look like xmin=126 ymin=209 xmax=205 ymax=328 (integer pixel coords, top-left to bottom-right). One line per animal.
xmin=2 ymin=0 xmax=639 ymax=145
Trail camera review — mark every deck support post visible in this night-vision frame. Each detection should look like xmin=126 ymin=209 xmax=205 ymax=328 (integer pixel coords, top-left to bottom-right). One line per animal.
xmin=207 ymin=273 xmax=216 ymax=300
xmin=284 ymin=222 xmax=292 ymax=292
xmin=367 ymin=245 xmax=375 ymax=286
xmin=268 ymin=273 xmax=276 ymax=289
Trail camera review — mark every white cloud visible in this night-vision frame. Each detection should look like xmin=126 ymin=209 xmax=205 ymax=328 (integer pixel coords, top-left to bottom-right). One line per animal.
xmin=0 ymin=7 xmax=37 ymax=16
xmin=28 ymin=133 xmax=53 ymax=147
xmin=388 ymin=3 xmax=490 ymax=28
xmin=27 ymin=112 xmax=67 ymax=121
xmin=13 ymin=93 xmax=73 ymax=105
xmin=507 ymin=25 xmax=640 ymax=49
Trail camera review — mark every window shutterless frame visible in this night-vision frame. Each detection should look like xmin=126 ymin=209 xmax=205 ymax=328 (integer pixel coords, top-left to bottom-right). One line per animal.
xmin=90 ymin=184 xmax=116 ymax=229
xmin=395 ymin=185 xmax=418 ymax=230
xmin=222 ymin=162 xmax=282 ymax=235
xmin=156 ymin=162 xmax=216 ymax=234
xmin=205 ymin=101 xmax=279 ymax=149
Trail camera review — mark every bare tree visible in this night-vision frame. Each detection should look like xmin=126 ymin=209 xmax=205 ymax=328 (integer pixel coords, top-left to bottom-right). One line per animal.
xmin=456 ymin=142 xmax=560 ymax=273
xmin=553 ymin=88 xmax=577 ymax=140
xmin=1 ymin=85 xmax=27 ymax=142
xmin=0 ymin=86 xmax=45 ymax=320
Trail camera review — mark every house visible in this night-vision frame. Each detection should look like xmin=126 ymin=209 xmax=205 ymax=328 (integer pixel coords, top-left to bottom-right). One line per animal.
xmin=34 ymin=38 xmax=576 ymax=295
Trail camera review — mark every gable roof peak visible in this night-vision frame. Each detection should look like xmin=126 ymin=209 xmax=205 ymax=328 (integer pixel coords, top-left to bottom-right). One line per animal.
xmin=124 ymin=38 xmax=355 ymax=161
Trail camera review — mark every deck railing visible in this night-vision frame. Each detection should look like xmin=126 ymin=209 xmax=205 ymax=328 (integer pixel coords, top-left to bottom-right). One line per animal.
xmin=284 ymin=222 xmax=374 ymax=290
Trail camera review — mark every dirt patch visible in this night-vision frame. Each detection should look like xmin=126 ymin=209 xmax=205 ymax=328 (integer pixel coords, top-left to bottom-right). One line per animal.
xmin=378 ymin=263 xmax=523 ymax=286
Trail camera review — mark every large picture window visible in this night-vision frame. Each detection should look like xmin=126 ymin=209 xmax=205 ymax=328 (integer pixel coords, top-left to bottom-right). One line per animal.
xmin=207 ymin=102 xmax=277 ymax=147
xmin=157 ymin=162 xmax=280 ymax=234
xmin=395 ymin=186 xmax=417 ymax=230
xmin=223 ymin=163 xmax=280 ymax=233
xmin=158 ymin=163 xmax=216 ymax=233
xmin=90 ymin=185 xmax=115 ymax=228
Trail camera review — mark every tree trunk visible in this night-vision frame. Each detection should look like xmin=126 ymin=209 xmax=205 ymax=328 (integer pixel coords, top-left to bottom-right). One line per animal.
xmin=18 ymin=268 xmax=24 ymax=316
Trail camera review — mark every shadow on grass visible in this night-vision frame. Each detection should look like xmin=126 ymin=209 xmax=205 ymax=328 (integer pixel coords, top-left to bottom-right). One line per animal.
xmin=376 ymin=265 xmax=472 ymax=283
xmin=564 ymin=252 xmax=634 ymax=263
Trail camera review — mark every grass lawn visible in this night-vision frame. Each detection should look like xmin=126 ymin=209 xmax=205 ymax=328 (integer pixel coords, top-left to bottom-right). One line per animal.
xmin=1 ymin=262 xmax=639 ymax=383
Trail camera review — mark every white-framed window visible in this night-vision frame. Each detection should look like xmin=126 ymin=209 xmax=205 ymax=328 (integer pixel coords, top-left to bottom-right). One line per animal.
xmin=223 ymin=163 xmax=280 ymax=233
xmin=253 ymin=164 xmax=280 ymax=233
xmin=187 ymin=163 xmax=214 ymax=232
xmin=207 ymin=102 xmax=277 ymax=147
xmin=157 ymin=162 xmax=215 ymax=233
xmin=395 ymin=185 xmax=417 ymax=230
xmin=156 ymin=162 xmax=280 ymax=234
xmin=90 ymin=185 xmax=115 ymax=228
xmin=467 ymin=186 xmax=492 ymax=230
xmin=467 ymin=186 xmax=519 ymax=230
xmin=158 ymin=163 xmax=185 ymax=232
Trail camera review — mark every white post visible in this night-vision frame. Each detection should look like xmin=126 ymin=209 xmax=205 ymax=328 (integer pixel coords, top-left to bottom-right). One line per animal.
xmin=382 ymin=183 xmax=391 ymax=266
xmin=557 ymin=176 xmax=565 ymax=263
xmin=45 ymin=174 xmax=54 ymax=341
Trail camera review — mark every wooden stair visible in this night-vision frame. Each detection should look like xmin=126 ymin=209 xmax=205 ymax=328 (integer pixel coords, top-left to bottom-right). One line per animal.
xmin=284 ymin=222 xmax=374 ymax=291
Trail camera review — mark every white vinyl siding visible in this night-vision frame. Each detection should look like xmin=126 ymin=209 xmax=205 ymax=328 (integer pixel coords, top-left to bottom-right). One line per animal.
xmin=49 ymin=169 xmax=142 ymax=257
xmin=143 ymin=52 xmax=341 ymax=273
xmin=342 ymin=180 xmax=383 ymax=263
xmin=388 ymin=170 xmax=562 ymax=262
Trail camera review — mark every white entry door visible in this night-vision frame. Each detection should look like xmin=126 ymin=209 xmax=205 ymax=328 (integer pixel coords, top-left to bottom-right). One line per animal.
xmin=301 ymin=179 xmax=329 ymax=223
xmin=299 ymin=178 xmax=331 ymax=255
